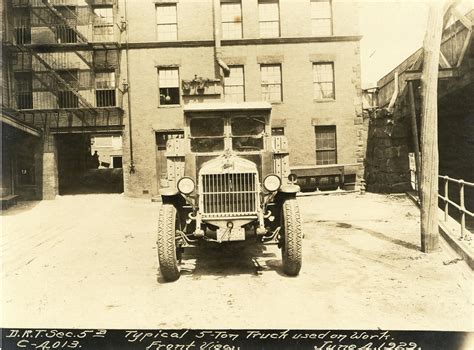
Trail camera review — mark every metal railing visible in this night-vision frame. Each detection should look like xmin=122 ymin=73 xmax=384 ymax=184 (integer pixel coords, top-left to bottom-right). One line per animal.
xmin=438 ymin=175 xmax=474 ymax=240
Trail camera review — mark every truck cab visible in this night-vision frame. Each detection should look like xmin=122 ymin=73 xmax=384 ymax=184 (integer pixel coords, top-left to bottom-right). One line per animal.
xmin=157 ymin=102 xmax=302 ymax=281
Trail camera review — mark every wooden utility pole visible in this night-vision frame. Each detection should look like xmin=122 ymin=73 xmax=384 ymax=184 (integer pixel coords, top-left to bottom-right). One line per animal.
xmin=408 ymin=82 xmax=421 ymax=199
xmin=419 ymin=0 xmax=445 ymax=252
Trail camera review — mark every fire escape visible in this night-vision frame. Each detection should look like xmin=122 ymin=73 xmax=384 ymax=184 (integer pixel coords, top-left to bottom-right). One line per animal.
xmin=8 ymin=0 xmax=123 ymax=133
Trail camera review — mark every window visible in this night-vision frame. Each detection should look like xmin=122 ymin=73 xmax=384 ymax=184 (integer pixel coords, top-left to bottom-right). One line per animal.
xmin=93 ymin=6 xmax=114 ymax=41
xmin=56 ymin=26 xmax=78 ymax=43
xmin=158 ymin=68 xmax=180 ymax=105
xmin=156 ymin=131 xmax=184 ymax=151
xmin=221 ymin=1 xmax=242 ymax=39
xmin=156 ymin=4 xmax=177 ymax=41
xmin=260 ymin=64 xmax=282 ymax=102
xmin=272 ymin=127 xmax=284 ymax=136
xmin=315 ymin=126 xmax=337 ymax=165
xmin=190 ymin=118 xmax=225 ymax=153
xmin=112 ymin=156 xmax=123 ymax=169
xmin=258 ymin=1 xmax=280 ymax=38
xmin=14 ymin=8 xmax=31 ymax=44
xmin=93 ymin=135 xmax=113 ymax=147
xmin=224 ymin=66 xmax=245 ymax=102
xmin=14 ymin=72 xmax=33 ymax=109
xmin=57 ymin=70 xmax=79 ymax=108
xmin=55 ymin=6 xmax=78 ymax=43
xmin=95 ymin=71 xmax=116 ymax=107
xmin=313 ymin=62 xmax=335 ymax=100
xmin=311 ymin=0 xmax=333 ymax=36
xmin=231 ymin=116 xmax=265 ymax=152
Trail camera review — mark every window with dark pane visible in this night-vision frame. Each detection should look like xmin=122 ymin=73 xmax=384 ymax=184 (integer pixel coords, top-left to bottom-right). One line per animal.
xmin=95 ymin=71 xmax=116 ymax=107
xmin=272 ymin=127 xmax=285 ymax=136
xmin=155 ymin=131 xmax=184 ymax=151
xmin=55 ymin=6 xmax=78 ymax=43
xmin=14 ymin=7 xmax=31 ymax=44
xmin=315 ymin=125 xmax=337 ymax=165
xmin=14 ymin=72 xmax=33 ymax=109
xmin=57 ymin=70 xmax=79 ymax=108
xmin=158 ymin=68 xmax=180 ymax=105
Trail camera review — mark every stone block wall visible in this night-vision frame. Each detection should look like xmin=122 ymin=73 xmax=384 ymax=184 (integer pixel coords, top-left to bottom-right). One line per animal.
xmin=365 ymin=88 xmax=413 ymax=193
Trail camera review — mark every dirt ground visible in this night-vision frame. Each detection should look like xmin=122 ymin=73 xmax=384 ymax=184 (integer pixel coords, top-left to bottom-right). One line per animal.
xmin=1 ymin=193 xmax=472 ymax=330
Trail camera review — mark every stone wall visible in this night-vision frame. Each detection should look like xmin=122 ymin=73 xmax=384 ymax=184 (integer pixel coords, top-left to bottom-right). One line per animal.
xmin=365 ymin=88 xmax=414 ymax=193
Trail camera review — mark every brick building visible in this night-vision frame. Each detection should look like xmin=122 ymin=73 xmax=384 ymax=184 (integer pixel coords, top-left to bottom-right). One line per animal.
xmin=2 ymin=0 xmax=124 ymax=199
xmin=2 ymin=0 xmax=364 ymax=200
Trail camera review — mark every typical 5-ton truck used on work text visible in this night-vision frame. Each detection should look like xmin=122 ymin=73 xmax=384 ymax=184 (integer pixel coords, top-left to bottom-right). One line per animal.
xmin=157 ymin=102 xmax=302 ymax=281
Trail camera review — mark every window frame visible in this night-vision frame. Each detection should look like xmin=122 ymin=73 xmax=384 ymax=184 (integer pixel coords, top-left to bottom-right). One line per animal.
xmin=258 ymin=0 xmax=280 ymax=38
xmin=155 ymin=3 xmax=178 ymax=41
xmin=224 ymin=65 xmax=246 ymax=103
xmin=158 ymin=67 xmax=181 ymax=107
xmin=221 ymin=1 xmax=243 ymax=39
xmin=14 ymin=71 xmax=33 ymax=110
xmin=95 ymin=70 xmax=116 ymax=107
xmin=315 ymin=125 xmax=337 ymax=165
xmin=313 ymin=62 xmax=335 ymax=101
xmin=55 ymin=6 xmax=78 ymax=43
xmin=57 ymin=69 xmax=79 ymax=108
xmin=14 ymin=7 xmax=31 ymax=45
xmin=271 ymin=127 xmax=285 ymax=136
xmin=156 ymin=130 xmax=185 ymax=151
xmin=92 ymin=5 xmax=114 ymax=42
xmin=311 ymin=0 xmax=333 ymax=36
xmin=260 ymin=63 xmax=283 ymax=103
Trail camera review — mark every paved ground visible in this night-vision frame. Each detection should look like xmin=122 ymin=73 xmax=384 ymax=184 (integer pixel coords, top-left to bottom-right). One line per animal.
xmin=1 ymin=193 xmax=472 ymax=330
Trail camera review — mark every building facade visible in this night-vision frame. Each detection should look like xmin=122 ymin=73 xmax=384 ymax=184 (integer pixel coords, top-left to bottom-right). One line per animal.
xmin=2 ymin=0 xmax=124 ymax=198
xmin=2 ymin=0 xmax=363 ymax=200
xmin=121 ymin=0 xmax=364 ymax=197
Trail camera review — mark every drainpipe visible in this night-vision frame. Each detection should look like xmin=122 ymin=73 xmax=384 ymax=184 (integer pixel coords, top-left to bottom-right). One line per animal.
xmin=123 ymin=0 xmax=135 ymax=173
xmin=213 ymin=0 xmax=230 ymax=78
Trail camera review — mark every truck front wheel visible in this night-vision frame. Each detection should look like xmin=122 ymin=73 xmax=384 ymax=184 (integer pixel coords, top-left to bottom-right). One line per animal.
xmin=281 ymin=198 xmax=302 ymax=276
xmin=157 ymin=204 xmax=180 ymax=282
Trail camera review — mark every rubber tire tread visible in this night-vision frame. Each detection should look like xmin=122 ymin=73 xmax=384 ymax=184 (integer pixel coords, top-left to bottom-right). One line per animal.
xmin=157 ymin=204 xmax=180 ymax=282
xmin=282 ymin=198 xmax=302 ymax=276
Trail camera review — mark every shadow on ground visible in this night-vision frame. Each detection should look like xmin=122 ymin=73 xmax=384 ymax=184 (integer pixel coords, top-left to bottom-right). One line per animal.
xmin=157 ymin=240 xmax=283 ymax=283
xmin=1 ymin=200 xmax=41 ymax=216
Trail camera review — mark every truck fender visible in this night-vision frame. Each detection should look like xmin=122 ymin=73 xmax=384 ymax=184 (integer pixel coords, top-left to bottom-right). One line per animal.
xmin=279 ymin=183 xmax=300 ymax=194
xmin=159 ymin=187 xmax=180 ymax=197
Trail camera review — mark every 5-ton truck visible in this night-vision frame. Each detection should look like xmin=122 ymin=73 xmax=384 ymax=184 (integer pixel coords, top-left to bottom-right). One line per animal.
xmin=157 ymin=102 xmax=302 ymax=281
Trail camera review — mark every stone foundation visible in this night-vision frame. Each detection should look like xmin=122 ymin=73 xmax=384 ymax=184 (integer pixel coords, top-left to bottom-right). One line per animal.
xmin=365 ymin=89 xmax=413 ymax=193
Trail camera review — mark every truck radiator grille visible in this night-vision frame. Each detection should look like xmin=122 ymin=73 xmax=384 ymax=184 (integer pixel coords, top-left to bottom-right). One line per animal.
xmin=200 ymin=173 xmax=259 ymax=217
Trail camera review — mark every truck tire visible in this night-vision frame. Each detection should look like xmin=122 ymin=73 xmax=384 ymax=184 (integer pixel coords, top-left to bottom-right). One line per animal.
xmin=157 ymin=204 xmax=180 ymax=282
xmin=281 ymin=198 xmax=302 ymax=276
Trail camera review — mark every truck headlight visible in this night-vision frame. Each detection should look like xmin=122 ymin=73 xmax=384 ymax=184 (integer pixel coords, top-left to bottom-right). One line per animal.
xmin=263 ymin=174 xmax=281 ymax=192
xmin=177 ymin=177 xmax=195 ymax=195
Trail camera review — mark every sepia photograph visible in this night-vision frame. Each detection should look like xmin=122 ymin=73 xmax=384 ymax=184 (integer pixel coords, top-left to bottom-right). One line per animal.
xmin=1 ymin=0 xmax=473 ymax=349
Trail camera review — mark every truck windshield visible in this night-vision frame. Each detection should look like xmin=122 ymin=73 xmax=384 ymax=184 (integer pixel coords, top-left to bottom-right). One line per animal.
xmin=190 ymin=117 xmax=225 ymax=152
xmin=231 ymin=116 xmax=265 ymax=152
